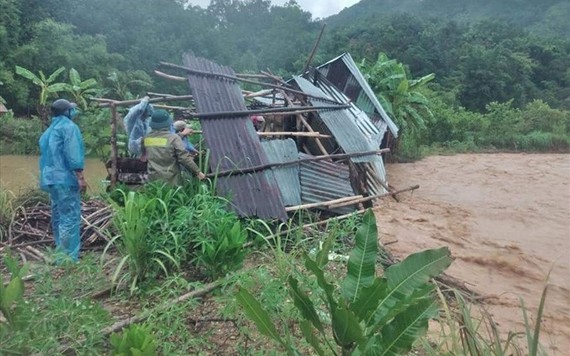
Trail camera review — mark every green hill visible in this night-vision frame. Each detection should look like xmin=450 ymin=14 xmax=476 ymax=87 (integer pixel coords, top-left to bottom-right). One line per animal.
xmin=327 ymin=0 xmax=569 ymax=38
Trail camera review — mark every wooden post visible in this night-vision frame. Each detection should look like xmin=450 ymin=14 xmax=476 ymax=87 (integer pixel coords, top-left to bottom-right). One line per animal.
xmin=110 ymin=104 xmax=118 ymax=188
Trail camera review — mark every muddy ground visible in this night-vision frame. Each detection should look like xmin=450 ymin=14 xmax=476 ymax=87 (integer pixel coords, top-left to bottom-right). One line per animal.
xmin=376 ymin=153 xmax=570 ymax=354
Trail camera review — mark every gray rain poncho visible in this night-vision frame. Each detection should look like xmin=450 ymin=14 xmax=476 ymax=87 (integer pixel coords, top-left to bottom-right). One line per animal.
xmin=123 ymin=98 xmax=153 ymax=157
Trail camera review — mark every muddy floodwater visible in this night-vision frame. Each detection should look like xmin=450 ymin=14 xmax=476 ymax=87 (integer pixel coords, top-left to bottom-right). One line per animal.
xmin=0 ymin=155 xmax=108 ymax=194
xmin=377 ymin=153 xmax=570 ymax=354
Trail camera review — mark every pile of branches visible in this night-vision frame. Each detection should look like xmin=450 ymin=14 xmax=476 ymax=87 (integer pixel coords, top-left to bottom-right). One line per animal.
xmin=1 ymin=199 xmax=114 ymax=261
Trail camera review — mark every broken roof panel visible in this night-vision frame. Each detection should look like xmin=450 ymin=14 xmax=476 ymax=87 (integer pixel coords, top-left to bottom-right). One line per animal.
xmin=299 ymin=153 xmax=356 ymax=215
xmin=317 ymin=53 xmax=399 ymax=138
xmin=182 ymin=53 xmax=287 ymax=221
xmin=260 ymin=139 xmax=302 ymax=206
xmin=292 ymin=76 xmax=379 ymax=164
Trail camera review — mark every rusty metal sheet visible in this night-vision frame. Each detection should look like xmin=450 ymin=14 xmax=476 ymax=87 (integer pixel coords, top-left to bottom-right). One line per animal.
xmin=182 ymin=53 xmax=287 ymax=221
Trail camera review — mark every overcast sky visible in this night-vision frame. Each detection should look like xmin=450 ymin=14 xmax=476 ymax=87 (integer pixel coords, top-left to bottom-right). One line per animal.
xmin=186 ymin=0 xmax=360 ymax=19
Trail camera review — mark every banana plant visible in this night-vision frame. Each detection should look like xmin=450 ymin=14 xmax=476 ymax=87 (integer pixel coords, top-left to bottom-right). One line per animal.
xmin=0 ymin=252 xmax=29 ymax=331
xmin=236 ymin=209 xmax=453 ymax=355
xmin=15 ymin=65 xmax=67 ymax=126
xmin=63 ymin=68 xmax=100 ymax=111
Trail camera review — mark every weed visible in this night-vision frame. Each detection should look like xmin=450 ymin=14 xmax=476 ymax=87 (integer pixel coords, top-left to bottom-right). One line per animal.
xmin=110 ymin=324 xmax=157 ymax=356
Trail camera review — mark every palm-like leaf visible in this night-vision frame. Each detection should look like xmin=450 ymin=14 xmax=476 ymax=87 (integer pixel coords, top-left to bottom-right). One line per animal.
xmin=341 ymin=209 xmax=378 ymax=303
xmin=47 ymin=66 xmax=65 ymax=83
xmin=15 ymin=66 xmax=42 ymax=86
xmin=367 ymin=247 xmax=452 ymax=330
xmin=375 ymin=298 xmax=439 ymax=356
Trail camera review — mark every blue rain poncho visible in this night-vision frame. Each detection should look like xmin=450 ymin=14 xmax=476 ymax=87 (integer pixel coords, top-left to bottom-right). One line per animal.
xmin=123 ymin=98 xmax=153 ymax=157
xmin=39 ymin=115 xmax=85 ymax=190
xmin=39 ymin=114 xmax=85 ymax=261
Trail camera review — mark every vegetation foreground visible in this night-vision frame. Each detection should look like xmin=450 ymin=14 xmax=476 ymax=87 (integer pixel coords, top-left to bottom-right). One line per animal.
xmin=0 ymin=182 xmax=549 ymax=355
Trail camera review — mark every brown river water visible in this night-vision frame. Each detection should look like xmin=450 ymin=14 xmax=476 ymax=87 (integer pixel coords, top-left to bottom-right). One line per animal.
xmin=377 ymin=153 xmax=570 ymax=354
xmin=0 ymin=155 xmax=108 ymax=194
xmin=1 ymin=153 xmax=569 ymax=352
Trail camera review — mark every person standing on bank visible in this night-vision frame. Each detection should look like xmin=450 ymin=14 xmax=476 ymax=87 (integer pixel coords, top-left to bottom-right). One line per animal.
xmin=39 ymin=99 xmax=86 ymax=262
xmin=144 ymin=109 xmax=206 ymax=185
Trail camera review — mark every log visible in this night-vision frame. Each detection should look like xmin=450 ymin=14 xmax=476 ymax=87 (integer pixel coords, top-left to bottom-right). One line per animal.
xmin=190 ymin=104 xmax=350 ymax=119
xmin=206 ymin=148 xmax=390 ymax=178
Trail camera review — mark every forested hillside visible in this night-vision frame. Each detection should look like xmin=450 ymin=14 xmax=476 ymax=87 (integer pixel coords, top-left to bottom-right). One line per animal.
xmin=1 ymin=0 xmax=568 ymax=157
xmin=327 ymin=0 xmax=570 ymax=38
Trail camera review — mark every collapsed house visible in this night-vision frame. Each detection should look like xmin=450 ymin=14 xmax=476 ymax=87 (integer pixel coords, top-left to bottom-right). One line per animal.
xmin=101 ymin=52 xmax=401 ymax=221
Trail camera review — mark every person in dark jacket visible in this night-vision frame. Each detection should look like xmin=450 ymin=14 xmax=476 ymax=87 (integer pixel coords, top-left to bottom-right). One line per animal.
xmin=39 ymin=99 xmax=86 ymax=261
xmin=144 ymin=110 xmax=206 ymax=185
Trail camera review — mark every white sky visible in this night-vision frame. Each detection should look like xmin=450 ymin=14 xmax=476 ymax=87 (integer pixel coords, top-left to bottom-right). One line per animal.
xmin=185 ymin=0 xmax=360 ymax=19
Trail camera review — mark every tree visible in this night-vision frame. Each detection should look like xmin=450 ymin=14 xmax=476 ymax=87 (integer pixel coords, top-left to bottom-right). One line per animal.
xmin=62 ymin=68 xmax=100 ymax=110
xmin=15 ymin=65 xmax=67 ymax=125
xmin=361 ymin=53 xmax=434 ymax=136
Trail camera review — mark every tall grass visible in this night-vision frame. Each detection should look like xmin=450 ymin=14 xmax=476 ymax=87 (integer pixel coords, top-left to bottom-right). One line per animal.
xmin=421 ymin=286 xmax=549 ymax=356
xmin=0 ymin=185 xmax=15 ymax=241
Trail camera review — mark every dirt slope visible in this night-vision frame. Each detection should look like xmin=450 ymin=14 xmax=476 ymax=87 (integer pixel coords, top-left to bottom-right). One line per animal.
xmin=376 ymin=153 xmax=570 ymax=354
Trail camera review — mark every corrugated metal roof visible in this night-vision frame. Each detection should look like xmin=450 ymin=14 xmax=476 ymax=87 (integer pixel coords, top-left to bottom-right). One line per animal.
xmin=299 ymin=153 xmax=356 ymax=215
xmin=182 ymin=53 xmax=287 ymax=221
xmin=317 ymin=53 xmax=399 ymax=138
xmin=260 ymin=139 xmax=301 ymax=206
xmin=292 ymin=76 xmax=378 ymax=164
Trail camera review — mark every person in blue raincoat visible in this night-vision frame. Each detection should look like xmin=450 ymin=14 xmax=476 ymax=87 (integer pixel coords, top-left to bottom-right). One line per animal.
xmin=123 ymin=96 xmax=153 ymax=157
xmin=39 ymin=99 xmax=86 ymax=262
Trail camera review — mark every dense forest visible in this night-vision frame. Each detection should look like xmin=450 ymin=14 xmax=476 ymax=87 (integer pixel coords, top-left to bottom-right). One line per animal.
xmin=0 ymin=0 xmax=568 ymax=157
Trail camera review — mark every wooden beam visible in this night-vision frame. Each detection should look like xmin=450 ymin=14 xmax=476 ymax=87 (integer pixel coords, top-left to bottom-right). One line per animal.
xmin=154 ymin=70 xmax=186 ymax=81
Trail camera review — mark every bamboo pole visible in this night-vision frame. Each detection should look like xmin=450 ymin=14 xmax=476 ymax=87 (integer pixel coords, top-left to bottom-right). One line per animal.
xmin=159 ymin=61 xmax=343 ymax=105
xmin=285 ymin=195 xmax=364 ymax=212
xmin=302 ymin=23 xmax=326 ymax=74
xmin=110 ymin=104 xmax=118 ymax=188
xmin=257 ymin=131 xmax=331 ymax=138
xmin=205 ymin=148 xmax=390 ymax=178
xmin=95 ymin=94 xmax=195 ymax=108
xmin=183 ymin=105 xmax=350 ymax=120
xmin=327 ymin=185 xmax=420 ymax=209
xmin=154 ymin=70 xmax=187 ymax=81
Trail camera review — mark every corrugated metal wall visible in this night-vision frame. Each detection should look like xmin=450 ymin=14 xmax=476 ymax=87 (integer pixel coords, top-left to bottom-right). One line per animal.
xmin=182 ymin=53 xmax=287 ymax=220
